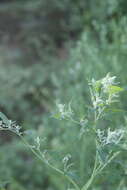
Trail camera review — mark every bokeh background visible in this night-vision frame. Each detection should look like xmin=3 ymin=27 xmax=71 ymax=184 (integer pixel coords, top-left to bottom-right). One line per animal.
xmin=0 ymin=0 xmax=127 ymax=189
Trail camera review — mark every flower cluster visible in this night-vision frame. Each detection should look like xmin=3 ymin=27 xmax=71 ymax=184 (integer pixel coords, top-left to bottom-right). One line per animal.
xmin=89 ymin=73 xmax=123 ymax=118
xmin=0 ymin=113 xmax=21 ymax=135
xmin=62 ymin=154 xmax=73 ymax=172
xmin=101 ymin=74 xmax=117 ymax=92
xmin=97 ymin=128 xmax=124 ymax=146
xmin=53 ymin=103 xmax=73 ymax=120
xmin=34 ymin=136 xmax=41 ymax=150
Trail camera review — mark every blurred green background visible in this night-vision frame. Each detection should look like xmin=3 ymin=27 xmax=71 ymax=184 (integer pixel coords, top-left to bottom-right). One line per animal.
xmin=0 ymin=0 xmax=127 ymax=189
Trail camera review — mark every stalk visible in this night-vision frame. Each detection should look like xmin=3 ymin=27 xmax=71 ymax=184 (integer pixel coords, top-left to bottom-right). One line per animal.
xmin=20 ymin=135 xmax=80 ymax=190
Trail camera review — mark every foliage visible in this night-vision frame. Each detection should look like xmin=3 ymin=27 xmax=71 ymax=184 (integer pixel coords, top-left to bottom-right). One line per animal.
xmin=1 ymin=0 xmax=127 ymax=189
xmin=0 ymin=74 xmax=126 ymax=190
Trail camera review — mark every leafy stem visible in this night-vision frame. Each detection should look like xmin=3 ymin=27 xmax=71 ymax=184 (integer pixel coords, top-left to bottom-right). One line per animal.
xmin=20 ymin=135 xmax=80 ymax=190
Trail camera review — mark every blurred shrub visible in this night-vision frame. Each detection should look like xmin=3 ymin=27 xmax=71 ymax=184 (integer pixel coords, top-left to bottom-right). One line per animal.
xmin=0 ymin=63 xmax=54 ymax=128
xmin=0 ymin=0 xmax=127 ymax=64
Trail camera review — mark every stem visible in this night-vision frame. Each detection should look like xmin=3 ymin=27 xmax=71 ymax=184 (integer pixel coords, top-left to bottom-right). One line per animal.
xmin=117 ymin=179 xmax=124 ymax=190
xmin=20 ymin=136 xmax=80 ymax=190
xmin=81 ymin=150 xmax=98 ymax=190
xmin=79 ymin=136 xmax=86 ymax=182
xmin=81 ymin=109 xmax=98 ymax=190
xmin=81 ymin=151 xmax=120 ymax=190
xmin=96 ymin=151 xmax=120 ymax=175
xmin=81 ymin=101 xmax=117 ymax=190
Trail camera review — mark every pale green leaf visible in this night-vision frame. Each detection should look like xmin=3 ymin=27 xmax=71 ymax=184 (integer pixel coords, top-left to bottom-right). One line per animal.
xmin=108 ymin=85 xmax=124 ymax=94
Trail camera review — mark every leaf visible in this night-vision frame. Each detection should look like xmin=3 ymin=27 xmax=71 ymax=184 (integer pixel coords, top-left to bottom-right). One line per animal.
xmin=108 ymin=85 xmax=124 ymax=95
xmin=105 ymin=108 xmax=125 ymax=113
xmin=94 ymin=80 xmax=102 ymax=93
xmin=52 ymin=112 xmax=62 ymax=120
xmin=0 ymin=112 xmax=10 ymax=125
xmin=97 ymin=146 xmax=108 ymax=164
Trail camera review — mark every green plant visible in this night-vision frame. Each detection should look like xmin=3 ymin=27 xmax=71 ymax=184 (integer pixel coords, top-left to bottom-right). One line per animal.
xmin=0 ymin=74 xmax=125 ymax=190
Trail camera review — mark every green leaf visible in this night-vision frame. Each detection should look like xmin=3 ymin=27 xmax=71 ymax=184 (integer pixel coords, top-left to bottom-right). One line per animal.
xmin=108 ymin=85 xmax=124 ymax=95
xmin=94 ymin=80 xmax=102 ymax=93
xmin=52 ymin=112 xmax=61 ymax=120
xmin=97 ymin=146 xmax=108 ymax=164
xmin=0 ymin=112 xmax=10 ymax=125
xmin=105 ymin=108 xmax=125 ymax=113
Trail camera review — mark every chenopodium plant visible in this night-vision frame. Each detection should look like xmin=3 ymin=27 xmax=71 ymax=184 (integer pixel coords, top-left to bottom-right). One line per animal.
xmin=0 ymin=73 xmax=125 ymax=190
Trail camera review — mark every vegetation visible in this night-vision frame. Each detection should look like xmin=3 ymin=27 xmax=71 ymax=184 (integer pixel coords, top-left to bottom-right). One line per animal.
xmin=0 ymin=0 xmax=127 ymax=190
xmin=0 ymin=73 xmax=125 ymax=190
